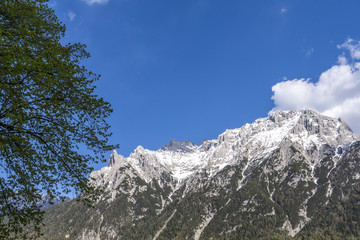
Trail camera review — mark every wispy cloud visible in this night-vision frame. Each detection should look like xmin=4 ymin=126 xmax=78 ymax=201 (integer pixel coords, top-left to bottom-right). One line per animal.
xmin=68 ymin=10 xmax=76 ymax=21
xmin=47 ymin=0 xmax=57 ymax=8
xmin=280 ymin=8 xmax=287 ymax=14
xmin=82 ymin=0 xmax=109 ymax=6
xmin=271 ymin=39 xmax=360 ymax=133
xmin=304 ymin=48 xmax=314 ymax=57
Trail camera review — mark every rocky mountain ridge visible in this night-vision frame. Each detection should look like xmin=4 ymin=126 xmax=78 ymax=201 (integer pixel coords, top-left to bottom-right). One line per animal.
xmin=41 ymin=109 xmax=360 ymax=239
xmin=93 ymin=109 xmax=358 ymax=184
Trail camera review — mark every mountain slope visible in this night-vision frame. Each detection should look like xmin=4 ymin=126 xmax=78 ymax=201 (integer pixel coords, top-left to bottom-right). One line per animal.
xmin=41 ymin=109 xmax=360 ymax=239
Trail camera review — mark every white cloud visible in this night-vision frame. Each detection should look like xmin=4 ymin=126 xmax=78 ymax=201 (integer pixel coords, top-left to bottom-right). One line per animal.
xmin=271 ymin=39 xmax=360 ymax=134
xmin=68 ymin=11 xmax=76 ymax=21
xmin=338 ymin=38 xmax=360 ymax=60
xmin=337 ymin=55 xmax=347 ymax=65
xmin=82 ymin=0 xmax=109 ymax=6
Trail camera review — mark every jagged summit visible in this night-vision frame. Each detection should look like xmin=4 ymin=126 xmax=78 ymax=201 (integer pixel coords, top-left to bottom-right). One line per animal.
xmin=108 ymin=149 xmax=124 ymax=167
xmin=269 ymin=109 xmax=353 ymax=135
xmin=159 ymin=139 xmax=197 ymax=152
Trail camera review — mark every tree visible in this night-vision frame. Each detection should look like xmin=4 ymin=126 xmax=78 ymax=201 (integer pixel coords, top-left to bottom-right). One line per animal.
xmin=0 ymin=0 xmax=116 ymax=238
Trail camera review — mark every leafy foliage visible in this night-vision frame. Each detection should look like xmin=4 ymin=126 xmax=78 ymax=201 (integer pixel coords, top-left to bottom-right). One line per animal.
xmin=0 ymin=0 xmax=116 ymax=238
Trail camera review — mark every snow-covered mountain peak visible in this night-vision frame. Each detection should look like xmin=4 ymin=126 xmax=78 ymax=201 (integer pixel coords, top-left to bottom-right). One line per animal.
xmin=218 ymin=109 xmax=358 ymax=151
xmin=134 ymin=145 xmax=145 ymax=153
xmin=268 ymin=109 xmax=352 ymax=135
xmin=96 ymin=109 xmax=360 ymax=184
xmin=201 ymin=109 xmax=360 ymax=172
xmin=271 ymin=109 xmax=358 ymax=147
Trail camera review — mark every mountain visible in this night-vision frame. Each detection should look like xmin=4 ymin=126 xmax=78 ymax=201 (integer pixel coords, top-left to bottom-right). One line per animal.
xmin=41 ymin=109 xmax=360 ymax=239
xmin=37 ymin=193 xmax=69 ymax=210
xmin=10 ymin=192 xmax=68 ymax=211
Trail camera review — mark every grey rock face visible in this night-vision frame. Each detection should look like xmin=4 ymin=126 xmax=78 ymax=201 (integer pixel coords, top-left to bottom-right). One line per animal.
xmin=108 ymin=149 xmax=125 ymax=167
xmin=160 ymin=139 xmax=197 ymax=153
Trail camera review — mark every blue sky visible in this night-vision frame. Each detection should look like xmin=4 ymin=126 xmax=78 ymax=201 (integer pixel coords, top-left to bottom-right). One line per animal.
xmin=50 ymin=0 xmax=360 ymax=168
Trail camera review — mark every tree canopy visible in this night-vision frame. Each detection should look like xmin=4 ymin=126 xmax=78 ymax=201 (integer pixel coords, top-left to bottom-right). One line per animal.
xmin=0 ymin=0 xmax=116 ymax=238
